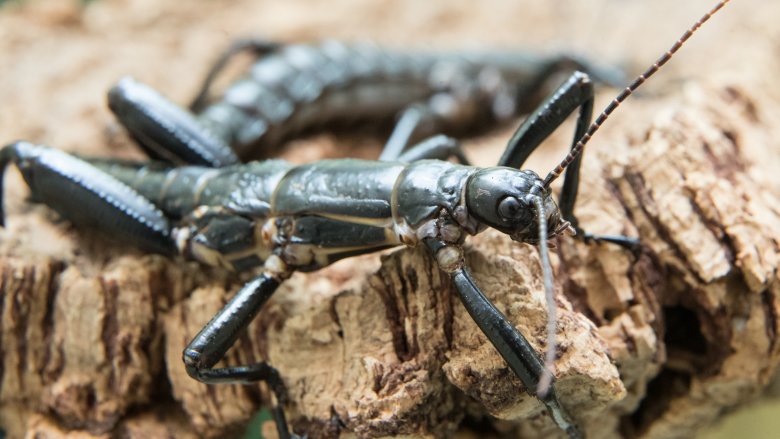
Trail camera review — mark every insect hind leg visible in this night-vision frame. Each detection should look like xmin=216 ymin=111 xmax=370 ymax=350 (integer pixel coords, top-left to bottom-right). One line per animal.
xmin=108 ymin=77 xmax=241 ymax=167
xmin=0 ymin=142 xmax=175 ymax=255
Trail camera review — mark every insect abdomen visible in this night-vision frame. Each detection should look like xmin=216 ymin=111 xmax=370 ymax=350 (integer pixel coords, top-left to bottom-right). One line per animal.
xmin=87 ymin=159 xmax=293 ymax=219
xmin=197 ymin=42 xmax=435 ymax=158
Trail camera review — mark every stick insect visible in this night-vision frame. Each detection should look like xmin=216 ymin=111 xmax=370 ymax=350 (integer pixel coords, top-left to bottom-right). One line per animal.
xmin=0 ymin=1 xmax=729 ymax=437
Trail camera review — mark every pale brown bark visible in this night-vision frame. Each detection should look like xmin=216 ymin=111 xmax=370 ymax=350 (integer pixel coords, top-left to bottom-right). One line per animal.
xmin=2 ymin=83 xmax=779 ymax=439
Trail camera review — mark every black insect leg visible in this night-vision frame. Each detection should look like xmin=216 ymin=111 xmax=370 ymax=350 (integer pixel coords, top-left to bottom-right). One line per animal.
xmin=0 ymin=142 xmax=175 ymax=255
xmin=108 ymin=78 xmax=241 ymax=168
xmin=513 ymin=55 xmax=624 ymax=114
xmin=381 ymin=56 xmax=624 ymax=162
xmin=109 ymin=40 xmax=279 ymax=168
xmin=394 ymin=134 xmax=470 ymax=164
xmin=424 ymin=239 xmax=581 ymax=439
xmin=379 ymin=104 xmax=437 ymax=161
xmin=498 ymin=71 xmax=593 ymax=169
xmin=190 ymin=38 xmax=282 ymax=112
xmin=499 ymin=72 xmax=639 ymax=250
xmin=183 ymin=268 xmax=300 ymax=439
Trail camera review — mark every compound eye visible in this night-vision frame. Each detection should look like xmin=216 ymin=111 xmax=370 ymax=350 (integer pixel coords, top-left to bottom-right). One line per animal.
xmin=498 ymin=196 xmax=523 ymax=219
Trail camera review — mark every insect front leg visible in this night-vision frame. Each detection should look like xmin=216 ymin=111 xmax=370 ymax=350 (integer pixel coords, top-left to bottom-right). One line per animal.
xmin=511 ymin=53 xmax=625 ymax=114
xmin=381 ymin=54 xmax=625 ymax=163
xmin=423 ymin=238 xmax=581 ymax=439
xmin=499 ymin=72 xmax=639 ymax=250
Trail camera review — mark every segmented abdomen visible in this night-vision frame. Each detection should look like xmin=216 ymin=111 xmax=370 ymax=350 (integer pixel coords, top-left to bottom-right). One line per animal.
xmin=88 ymin=159 xmax=293 ymax=220
xmin=197 ymin=41 xmax=436 ymax=158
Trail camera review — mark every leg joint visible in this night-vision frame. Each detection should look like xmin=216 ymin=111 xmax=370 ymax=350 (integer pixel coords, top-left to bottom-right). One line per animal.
xmin=183 ymin=347 xmax=207 ymax=381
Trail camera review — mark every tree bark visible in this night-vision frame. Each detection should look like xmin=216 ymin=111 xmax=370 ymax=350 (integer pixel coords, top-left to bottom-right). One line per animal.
xmin=2 ymin=80 xmax=779 ymax=439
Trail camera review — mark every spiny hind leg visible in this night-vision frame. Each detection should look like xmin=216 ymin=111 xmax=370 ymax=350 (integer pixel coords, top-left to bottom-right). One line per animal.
xmin=0 ymin=141 xmax=175 ymax=254
xmin=108 ymin=39 xmax=281 ymax=167
xmin=108 ymin=78 xmax=240 ymax=167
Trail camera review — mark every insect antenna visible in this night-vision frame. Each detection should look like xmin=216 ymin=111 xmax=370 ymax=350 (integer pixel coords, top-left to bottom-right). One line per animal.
xmin=532 ymin=195 xmax=557 ymax=397
xmin=543 ymin=0 xmax=731 ymax=188
xmin=535 ymin=0 xmax=731 ymax=397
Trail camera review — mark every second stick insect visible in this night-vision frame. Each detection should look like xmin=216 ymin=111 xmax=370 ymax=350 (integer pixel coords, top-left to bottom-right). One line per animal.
xmin=0 ymin=1 xmax=730 ymax=437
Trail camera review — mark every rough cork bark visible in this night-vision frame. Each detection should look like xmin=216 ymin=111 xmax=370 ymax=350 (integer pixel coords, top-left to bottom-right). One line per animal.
xmin=2 ymin=1 xmax=780 ymax=439
xmin=2 ymin=81 xmax=779 ymax=439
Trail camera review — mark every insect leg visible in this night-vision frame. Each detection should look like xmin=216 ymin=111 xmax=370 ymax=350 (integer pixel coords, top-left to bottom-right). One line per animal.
xmin=498 ymin=71 xmax=593 ymax=169
xmin=0 ymin=142 xmax=175 ymax=255
xmin=498 ymin=73 xmax=639 ymax=249
xmin=382 ymin=54 xmax=624 ymax=163
xmin=189 ymin=38 xmax=282 ymax=112
xmin=513 ymin=54 xmax=624 ymax=113
xmin=379 ymin=104 xmax=436 ymax=161
xmin=423 ymin=239 xmax=580 ymax=438
xmin=393 ymin=134 xmax=470 ymax=164
xmin=109 ymin=78 xmax=240 ymax=167
xmin=109 ymin=40 xmax=279 ymax=167
xmin=183 ymin=267 xmax=300 ymax=439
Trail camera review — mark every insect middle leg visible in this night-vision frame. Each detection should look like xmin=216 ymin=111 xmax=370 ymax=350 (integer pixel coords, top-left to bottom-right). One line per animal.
xmin=380 ymin=133 xmax=470 ymax=164
xmin=183 ymin=267 xmax=300 ymax=439
xmin=0 ymin=142 xmax=302 ymax=438
xmin=499 ymin=71 xmax=640 ymax=249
